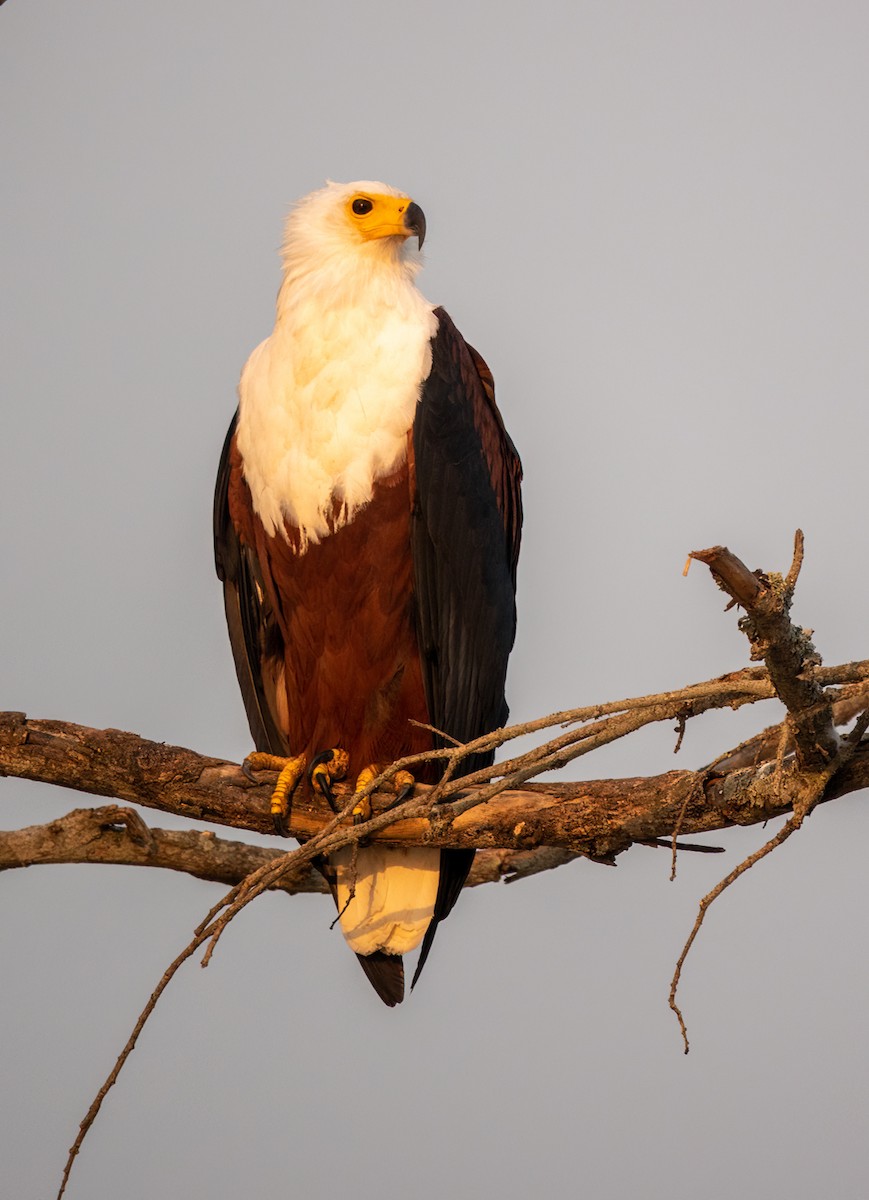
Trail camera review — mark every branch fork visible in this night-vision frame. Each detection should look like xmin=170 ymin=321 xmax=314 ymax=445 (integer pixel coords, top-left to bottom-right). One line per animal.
xmin=2 ymin=533 xmax=868 ymax=1193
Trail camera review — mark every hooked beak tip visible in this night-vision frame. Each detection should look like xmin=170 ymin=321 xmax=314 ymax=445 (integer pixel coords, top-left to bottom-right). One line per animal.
xmin=405 ymin=201 xmax=426 ymax=250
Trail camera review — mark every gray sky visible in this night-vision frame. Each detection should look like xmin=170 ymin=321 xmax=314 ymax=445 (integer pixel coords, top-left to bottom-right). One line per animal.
xmin=3 ymin=2 xmax=869 ymax=1197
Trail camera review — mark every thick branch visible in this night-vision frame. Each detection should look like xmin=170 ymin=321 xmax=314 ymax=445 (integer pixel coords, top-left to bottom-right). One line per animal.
xmin=4 ymin=711 xmax=869 ymax=866
xmin=0 ymin=805 xmax=569 ymax=890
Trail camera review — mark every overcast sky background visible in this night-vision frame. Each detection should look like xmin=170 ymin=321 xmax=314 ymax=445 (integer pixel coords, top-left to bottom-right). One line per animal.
xmin=3 ymin=2 xmax=869 ymax=1197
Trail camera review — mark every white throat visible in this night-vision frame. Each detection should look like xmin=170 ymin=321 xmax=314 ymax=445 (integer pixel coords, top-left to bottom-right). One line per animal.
xmin=236 ymin=237 xmax=437 ymax=551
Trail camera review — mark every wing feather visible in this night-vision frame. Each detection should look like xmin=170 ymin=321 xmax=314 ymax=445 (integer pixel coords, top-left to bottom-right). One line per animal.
xmin=410 ymin=307 xmax=522 ymax=987
xmin=214 ymin=411 xmax=289 ymax=756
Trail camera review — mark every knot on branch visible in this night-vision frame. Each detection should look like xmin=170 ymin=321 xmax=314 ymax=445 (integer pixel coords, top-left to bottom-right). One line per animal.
xmin=94 ymin=805 xmax=156 ymax=851
xmin=690 ymin=533 xmax=837 ymax=772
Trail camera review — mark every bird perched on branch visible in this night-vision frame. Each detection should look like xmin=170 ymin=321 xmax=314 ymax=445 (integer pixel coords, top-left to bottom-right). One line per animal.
xmin=214 ymin=180 xmax=521 ymax=1004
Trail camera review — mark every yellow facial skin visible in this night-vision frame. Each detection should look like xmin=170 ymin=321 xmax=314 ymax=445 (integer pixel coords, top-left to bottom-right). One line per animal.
xmin=346 ymin=192 xmax=419 ymax=242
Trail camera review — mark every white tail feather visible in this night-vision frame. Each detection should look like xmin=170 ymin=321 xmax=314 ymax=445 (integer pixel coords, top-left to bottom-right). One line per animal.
xmin=331 ymin=845 xmax=441 ymax=955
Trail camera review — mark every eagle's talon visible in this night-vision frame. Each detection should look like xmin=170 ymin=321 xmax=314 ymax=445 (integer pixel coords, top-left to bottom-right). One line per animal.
xmin=352 ymin=798 xmax=372 ymax=826
xmin=352 ymin=765 xmax=415 ymax=821
xmin=310 ymin=748 xmax=349 ymax=813
xmin=242 ymin=750 xmax=285 ymax=782
xmin=392 ymin=782 xmax=414 ymax=806
xmin=312 ymin=770 xmax=337 ymax=810
xmin=242 ymin=751 xmax=306 ymax=836
xmin=353 ymin=765 xmax=378 ymax=825
xmin=389 ymin=770 xmax=416 ymax=809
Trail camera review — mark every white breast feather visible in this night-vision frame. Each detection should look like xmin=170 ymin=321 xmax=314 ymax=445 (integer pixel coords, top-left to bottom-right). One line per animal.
xmin=235 ymin=186 xmax=438 ymax=551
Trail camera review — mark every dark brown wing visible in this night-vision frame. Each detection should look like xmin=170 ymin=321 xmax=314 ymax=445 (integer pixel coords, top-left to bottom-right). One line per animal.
xmin=214 ymin=411 xmax=289 ymax=757
xmin=409 ymin=306 xmax=522 ymax=989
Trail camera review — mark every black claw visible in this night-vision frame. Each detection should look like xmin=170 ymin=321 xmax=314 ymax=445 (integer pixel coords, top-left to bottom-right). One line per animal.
xmin=272 ymin=813 xmax=290 ymax=837
xmin=309 ymin=749 xmax=333 ymax=773
xmin=320 ymin=782 xmax=339 ymax=813
xmin=242 ymin=760 xmax=260 ymax=785
xmin=392 ymin=783 xmax=413 ymax=807
xmin=309 ymin=750 xmax=339 ymax=812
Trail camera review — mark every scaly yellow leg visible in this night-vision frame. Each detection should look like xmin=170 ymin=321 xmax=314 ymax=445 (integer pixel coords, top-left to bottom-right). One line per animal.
xmin=242 ymin=751 xmax=306 ymax=836
xmin=353 ymin=765 xmax=378 ymax=824
xmin=352 ymin=765 xmax=416 ymax=825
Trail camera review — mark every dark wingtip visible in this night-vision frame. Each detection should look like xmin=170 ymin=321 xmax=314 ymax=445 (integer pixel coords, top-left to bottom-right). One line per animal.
xmin=356 ymin=951 xmax=405 ymax=1007
xmin=410 ymin=848 xmax=477 ymax=992
xmin=409 ymin=920 xmax=439 ymax=992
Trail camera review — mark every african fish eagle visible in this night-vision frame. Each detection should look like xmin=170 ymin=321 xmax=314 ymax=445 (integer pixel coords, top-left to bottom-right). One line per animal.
xmin=214 ymin=180 xmax=522 ymax=1005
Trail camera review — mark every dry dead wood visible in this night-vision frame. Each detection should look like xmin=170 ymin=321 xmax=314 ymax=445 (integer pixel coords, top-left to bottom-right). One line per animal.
xmin=2 ymin=534 xmax=868 ymax=1197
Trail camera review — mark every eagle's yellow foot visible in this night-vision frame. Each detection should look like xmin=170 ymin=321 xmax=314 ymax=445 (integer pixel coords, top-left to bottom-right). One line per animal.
xmin=309 ymin=748 xmax=350 ymax=813
xmin=352 ymin=765 xmax=378 ymax=824
xmin=242 ymin=751 xmax=307 ymax=836
xmin=352 ymin=766 xmax=416 ymax=825
xmin=390 ymin=769 xmax=416 ymax=806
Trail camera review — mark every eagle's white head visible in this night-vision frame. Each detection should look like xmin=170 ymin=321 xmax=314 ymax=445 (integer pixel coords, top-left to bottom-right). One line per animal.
xmin=278 ymin=180 xmax=426 ymax=306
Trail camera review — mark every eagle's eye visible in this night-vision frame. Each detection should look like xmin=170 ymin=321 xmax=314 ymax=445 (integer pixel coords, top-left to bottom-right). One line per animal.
xmin=352 ymin=197 xmax=374 ymax=216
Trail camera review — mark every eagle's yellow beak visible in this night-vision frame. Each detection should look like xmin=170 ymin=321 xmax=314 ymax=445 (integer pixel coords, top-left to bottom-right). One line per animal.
xmin=347 ymin=192 xmax=426 ymax=249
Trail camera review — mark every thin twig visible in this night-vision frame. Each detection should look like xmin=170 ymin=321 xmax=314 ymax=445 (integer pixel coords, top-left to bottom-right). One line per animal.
xmin=785 ymin=528 xmax=805 ymax=593
xmin=639 ymin=838 xmax=724 ymax=855
xmin=407 ymin=719 xmax=464 ymax=747
xmin=57 ymin=928 xmax=214 ymax=1197
xmin=668 ymin=745 xmax=850 ymax=1055
xmin=669 ymin=784 xmax=695 ymax=882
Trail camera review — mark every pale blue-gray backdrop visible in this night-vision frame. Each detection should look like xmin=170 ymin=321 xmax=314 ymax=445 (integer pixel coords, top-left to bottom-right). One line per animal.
xmin=3 ymin=2 xmax=869 ymax=1197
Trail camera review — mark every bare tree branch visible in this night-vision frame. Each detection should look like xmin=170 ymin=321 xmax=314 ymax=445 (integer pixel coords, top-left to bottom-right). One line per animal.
xmin=0 ymin=804 xmax=590 ymax=892
xmin=670 ymin=533 xmax=869 ymax=1050
xmin=690 ymin=531 xmax=839 ymax=770
xmin=2 ymin=533 xmax=867 ymax=1197
xmin=3 ymin=698 xmax=869 ymax=871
